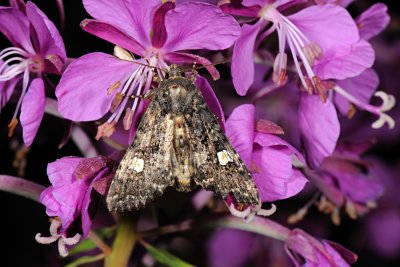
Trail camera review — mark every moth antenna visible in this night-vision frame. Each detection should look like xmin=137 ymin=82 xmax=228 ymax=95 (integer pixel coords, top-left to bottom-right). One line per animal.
xmin=132 ymin=60 xmax=167 ymax=72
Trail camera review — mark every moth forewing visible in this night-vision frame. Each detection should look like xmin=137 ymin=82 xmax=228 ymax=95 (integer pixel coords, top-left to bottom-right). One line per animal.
xmin=106 ymin=65 xmax=259 ymax=212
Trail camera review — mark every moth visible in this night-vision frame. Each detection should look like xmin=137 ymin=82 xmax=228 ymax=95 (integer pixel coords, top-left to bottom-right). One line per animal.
xmin=106 ymin=64 xmax=259 ymax=212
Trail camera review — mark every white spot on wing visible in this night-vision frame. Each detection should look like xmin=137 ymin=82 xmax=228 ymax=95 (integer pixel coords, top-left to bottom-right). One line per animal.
xmin=133 ymin=157 xmax=144 ymax=173
xmin=217 ymin=150 xmax=233 ymax=166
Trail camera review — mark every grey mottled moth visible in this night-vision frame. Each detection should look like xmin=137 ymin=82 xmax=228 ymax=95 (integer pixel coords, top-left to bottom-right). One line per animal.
xmin=106 ymin=64 xmax=259 ymax=212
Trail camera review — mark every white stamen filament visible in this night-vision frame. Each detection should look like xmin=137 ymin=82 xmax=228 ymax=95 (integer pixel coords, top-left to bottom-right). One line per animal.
xmin=286 ymin=27 xmax=316 ymax=86
xmin=105 ymin=56 xmax=167 ymax=129
xmin=262 ymin=7 xmax=322 ymax=92
xmin=35 ymin=218 xmax=81 ymax=258
xmin=228 ymin=200 xmax=277 ymax=223
xmin=334 ymin=85 xmax=396 ymax=129
xmin=286 ymin=27 xmax=307 ymax=88
xmin=276 ymin=23 xmax=286 ymax=75
xmin=0 ymin=47 xmax=29 ymax=82
xmin=106 ymin=66 xmax=143 ymax=123
xmin=12 ymin=67 xmax=30 ymax=119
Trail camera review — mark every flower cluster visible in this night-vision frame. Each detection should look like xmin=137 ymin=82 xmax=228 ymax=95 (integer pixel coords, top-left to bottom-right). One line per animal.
xmin=0 ymin=0 xmax=397 ymax=266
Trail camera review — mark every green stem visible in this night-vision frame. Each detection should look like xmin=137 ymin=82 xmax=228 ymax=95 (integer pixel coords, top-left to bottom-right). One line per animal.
xmin=104 ymin=212 xmax=138 ymax=267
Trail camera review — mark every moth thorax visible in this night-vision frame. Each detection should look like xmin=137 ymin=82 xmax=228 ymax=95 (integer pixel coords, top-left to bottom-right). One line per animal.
xmin=169 ymin=83 xmax=187 ymax=98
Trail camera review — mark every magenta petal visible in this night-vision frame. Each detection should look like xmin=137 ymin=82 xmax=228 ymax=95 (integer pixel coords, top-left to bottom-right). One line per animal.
xmin=40 ymin=187 xmax=61 ymax=215
xmin=242 ymin=0 xmax=265 ymax=6
xmin=9 ymin=0 xmax=26 ymax=11
xmin=253 ymin=134 xmax=307 ymax=201
xmin=254 ymin=131 xmax=306 ymax=164
xmin=0 ymin=75 xmax=20 ymax=109
xmin=44 ymin=54 xmax=64 ymax=74
xmin=177 ymin=0 xmax=217 ymax=3
xmin=231 ymin=21 xmax=262 ymax=96
xmin=252 ymin=146 xmax=293 ymax=201
xmin=20 ymin=78 xmax=45 ymax=146
xmin=0 ymin=7 xmax=34 ymax=53
xmin=81 ymin=19 xmax=145 ymax=56
xmin=53 ymin=180 xmax=89 ymax=232
xmin=25 ymin=1 xmax=66 ymax=61
xmin=46 ymin=157 xmax=82 ymax=185
xmin=42 ymin=157 xmax=84 ymax=229
xmin=333 ymin=173 xmax=384 ymax=203
xmin=219 ymin=1 xmax=260 ymax=17
xmin=225 ymin=104 xmax=255 ymax=164
xmin=356 ymin=3 xmax=390 ymax=41
xmin=195 ymin=75 xmax=225 ymax=128
xmin=151 ymin=2 xmax=175 ymax=48
xmin=322 ymin=241 xmax=352 ymax=267
xmin=163 ymin=2 xmax=240 ymax=52
xmin=299 ymin=95 xmax=340 ymax=168
xmin=334 ymin=68 xmax=379 ymax=115
xmin=81 ymin=168 xmax=107 ymax=237
xmin=314 ymin=40 xmax=375 ymax=80
xmin=83 ymin=0 xmax=160 ymax=48
xmin=286 ymin=229 xmax=320 ymax=263
xmin=56 ymin=52 xmax=135 ymax=121
xmin=325 ymin=241 xmax=357 ymax=264
xmin=289 ymin=5 xmax=359 ymax=60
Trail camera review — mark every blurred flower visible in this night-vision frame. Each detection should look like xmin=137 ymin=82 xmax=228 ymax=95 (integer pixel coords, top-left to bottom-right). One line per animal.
xmin=56 ymin=0 xmax=240 ymax=139
xmin=35 ymin=155 xmax=119 ymax=256
xmin=286 ymin=229 xmax=357 ymax=266
xmin=364 ymin=162 xmax=400 ymax=258
xmin=291 ymin=140 xmax=384 ymax=225
xmin=225 ymin=104 xmax=308 ymax=207
xmin=208 ymin=217 xmax=357 ymax=267
xmin=0 ymin=1 xmax=66 ymax=145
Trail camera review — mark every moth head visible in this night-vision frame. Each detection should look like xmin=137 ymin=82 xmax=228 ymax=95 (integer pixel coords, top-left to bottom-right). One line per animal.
xmin=168 ymin=64 xmax=184 ymax=79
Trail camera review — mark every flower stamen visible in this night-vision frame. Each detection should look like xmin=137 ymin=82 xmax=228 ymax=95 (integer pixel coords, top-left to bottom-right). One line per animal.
xmin=98 ymin=56 xmax=167 ymax=137
xmin=334 ymin=85 xmax=396 ymax=129
xmin=35 ymin=218 xmax=81 ymax=257
xmin=0 ymin=47 xmax=29 ymax=82
xmin=261 ymin=7 xmax=327 ymax=98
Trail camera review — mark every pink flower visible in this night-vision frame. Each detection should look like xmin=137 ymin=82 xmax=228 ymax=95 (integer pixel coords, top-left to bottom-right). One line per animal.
xmin=56 ymin=0 xmax=239 ymax=139
xmin=0 ymin=1 xmax=66 ymax=145
xmin=300 ymin=140 xmax=384 ymax=224
xmin=220 ymin=0 xmax=362 ymax=97
xmin=207 ymin=217 xmax=357 ymax=266
xmin=225 ymin=104 xmax=308 ymax=202
xmin=35 ymin=155 xmax=119 ymax=256
xmin=328 ymin=4 xmax=395 ymax=130
xmin=286 ymin=229 xmax=357 ymax=267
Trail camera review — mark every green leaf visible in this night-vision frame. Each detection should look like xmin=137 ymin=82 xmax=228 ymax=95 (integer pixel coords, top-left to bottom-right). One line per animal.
xmin=65 ymin=254 xmax=105 ymax=267
xmin=68 ymin=227 xmax=115 ymax=256
xmin=142 ymin=241 xmax=196 ymax=267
